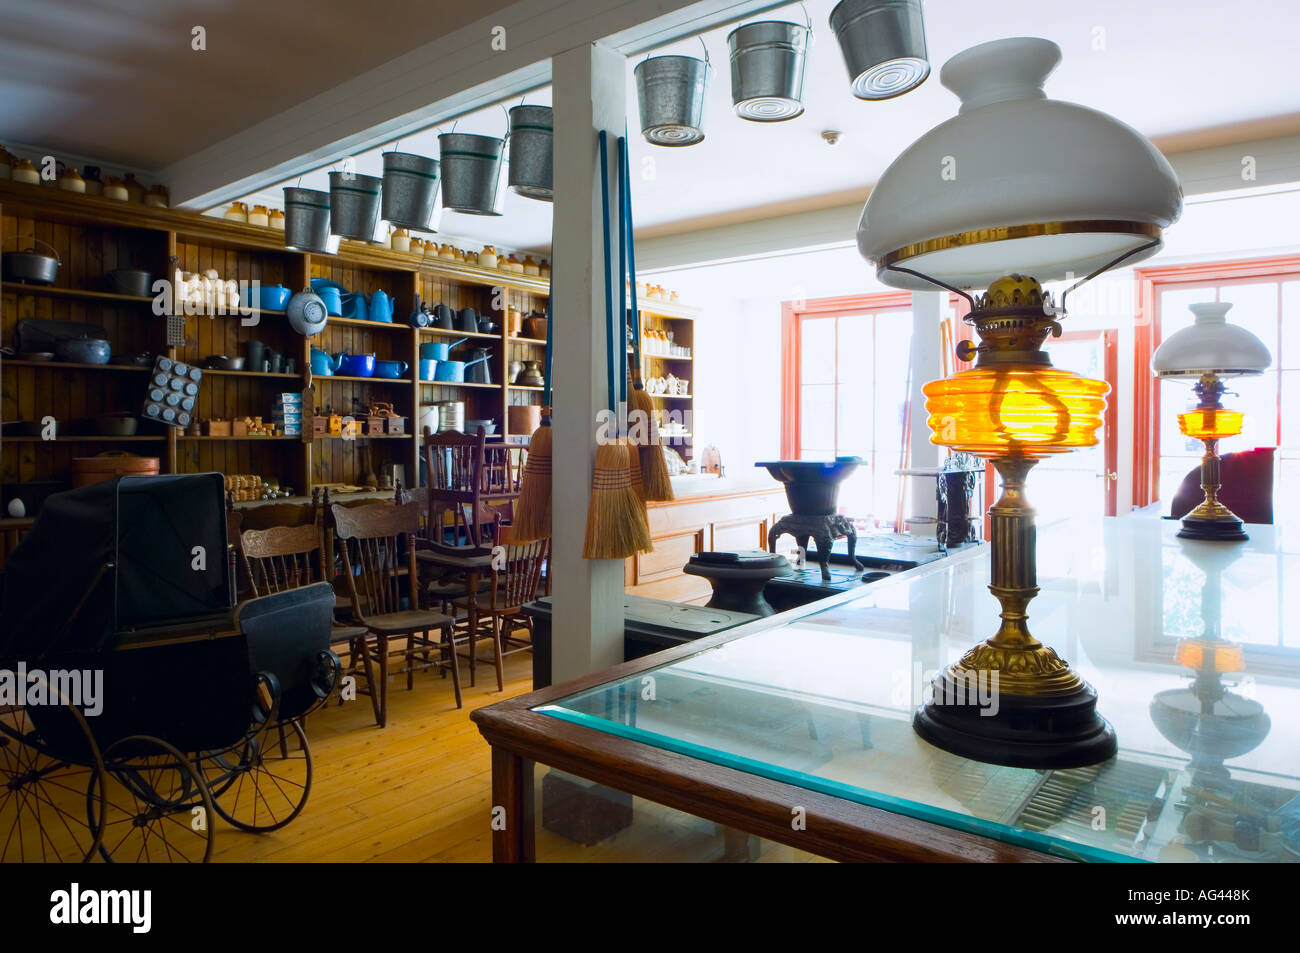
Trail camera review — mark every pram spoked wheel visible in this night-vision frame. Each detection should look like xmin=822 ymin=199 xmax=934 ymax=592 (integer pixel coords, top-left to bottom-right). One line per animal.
xmin=200 ymin=717 xmax=313 ymax=833
xmin=95 ymin=735 xmax=215 ymax=863
xmin=0 ymin=686 xmax=106 ymax=863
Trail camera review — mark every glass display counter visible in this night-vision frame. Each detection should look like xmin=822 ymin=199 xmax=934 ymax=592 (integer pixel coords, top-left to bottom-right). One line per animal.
xmin=472 ymin=517 xmax=1300 ymax=862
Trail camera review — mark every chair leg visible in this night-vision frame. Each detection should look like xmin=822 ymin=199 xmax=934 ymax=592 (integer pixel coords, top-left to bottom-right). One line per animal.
xmin=492 ymin=614 xmax=505 ymax=693
xmin=444 ymin=623 xmax=463 ymax=709
xmin=358 ymin=636 xmax=382 ymax=727
xmin=406 ymin=633 xmax=416 ymax=691
xmin=376 ymin=633 xmax=389 ymax=728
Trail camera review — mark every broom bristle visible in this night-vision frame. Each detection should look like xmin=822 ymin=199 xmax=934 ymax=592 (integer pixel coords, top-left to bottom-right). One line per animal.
xmin=512 ymin=422 xmax=552 ymax=542
xmin=629 ymin=386 xmax=674 ymax=502
xmin=626 ymin=442 xmax=651 ymax=548
xmin=584 ymin=441 xmax=653 ymax=559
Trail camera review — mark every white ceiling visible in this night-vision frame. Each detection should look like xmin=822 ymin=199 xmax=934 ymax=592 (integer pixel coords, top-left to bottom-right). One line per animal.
xmin=6 ymin=0 xmax=1296 ymax=254
xmin=244 ymin=0 xmax=1300 ymax=253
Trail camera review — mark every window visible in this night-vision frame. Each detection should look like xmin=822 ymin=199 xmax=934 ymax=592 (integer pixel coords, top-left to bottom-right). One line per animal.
xmin=1134 ymin=257 xmax=1300 ymax=522
xmin=782 ymin=293 xmax=915 ymax=531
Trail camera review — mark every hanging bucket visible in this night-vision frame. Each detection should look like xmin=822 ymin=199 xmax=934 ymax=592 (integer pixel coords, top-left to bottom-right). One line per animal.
xmin=829 ymin=0 xmax=930 ymax=101
xmin=727 ymin=21 xmax=811 ymax=121
xmin=282 ymin=187 xmax=331 ymax=253
xmin=328 ymin=171 xmax=383 ymax=242
xmin=634 ymin=55 xmax=708 ymax=147
xmin=439 ymin=133 xmax=506 ymax=216
xmin=507 ymin=105 xmax=554 ymax=202
xmin=381 ymin=152 xmax=440 ymax=230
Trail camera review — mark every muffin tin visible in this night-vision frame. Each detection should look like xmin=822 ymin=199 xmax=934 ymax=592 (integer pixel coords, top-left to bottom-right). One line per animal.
xmin=142 ymin=356 xmax=202 ymax=428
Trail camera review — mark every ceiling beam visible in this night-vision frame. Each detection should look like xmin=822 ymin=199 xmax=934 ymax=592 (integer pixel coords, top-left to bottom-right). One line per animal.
xmin=164 ymin=0 xmax=788 ymax=209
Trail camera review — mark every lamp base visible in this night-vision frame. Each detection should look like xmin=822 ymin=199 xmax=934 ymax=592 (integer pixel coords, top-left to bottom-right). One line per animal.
xmin=1178 ymin=513 xmax=1248 ymax=541
xmin=913 ymin=670 xmax=1117 ymax=769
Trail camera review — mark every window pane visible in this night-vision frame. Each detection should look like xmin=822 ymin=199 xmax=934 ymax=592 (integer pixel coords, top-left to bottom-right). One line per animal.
xmin=872 ymin=312 xmax=913 ymax=527
xmin=1218 ymin=282 xmax=1279 ymax=366
xmin=1282 ymin=281 xmax=1300 ymax=370
xmin=800 ymin=318 xmax=836 ymax=385
xmin=800 ymin=383 xmax=836 ymax=453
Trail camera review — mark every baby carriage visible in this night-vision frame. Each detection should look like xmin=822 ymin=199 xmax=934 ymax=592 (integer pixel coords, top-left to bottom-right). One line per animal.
xmin=0 ymin=474 xmax=339 ymax=862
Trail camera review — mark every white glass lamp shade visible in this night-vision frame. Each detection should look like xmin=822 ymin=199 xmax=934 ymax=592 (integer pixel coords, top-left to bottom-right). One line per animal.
xmin=1151 ymin=302 xmax=1272 ymax=380
xmin=858 ymin=37 xmax=1183 ymax=291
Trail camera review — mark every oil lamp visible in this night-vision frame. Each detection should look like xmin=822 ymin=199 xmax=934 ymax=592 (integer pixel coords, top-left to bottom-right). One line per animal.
xmin=1151 ymin=302 xmax=1272 ymax=541
xmin=856 ymin=37 xmax=1183 ymax=767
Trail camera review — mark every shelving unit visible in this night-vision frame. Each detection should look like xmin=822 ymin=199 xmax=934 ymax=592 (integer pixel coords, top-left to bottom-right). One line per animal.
xmin=0 ymin=179 xmax=697 ymax=500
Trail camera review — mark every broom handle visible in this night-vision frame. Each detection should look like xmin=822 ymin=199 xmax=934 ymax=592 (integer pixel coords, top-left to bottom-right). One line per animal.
xmin=542 ymin=263 xmax=553 ymax=415
xmin=598 ymin=130 xmax=616 ymax=416
xmin=617 ymin=137 xmax=628 ymax=413
xmin=622 ymin=132 xmax=643 ymax=387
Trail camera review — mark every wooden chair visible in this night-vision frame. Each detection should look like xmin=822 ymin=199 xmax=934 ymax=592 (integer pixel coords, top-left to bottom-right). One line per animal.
xmin=424 ymin=426 xmax=503 ymax=547
xmin=332 ymin=502 xmax=462 ymax=724
xmin=240 ymin=522 xmax=380 ymax=726
xmin=454 ymin=534 xmax=549 ymax=692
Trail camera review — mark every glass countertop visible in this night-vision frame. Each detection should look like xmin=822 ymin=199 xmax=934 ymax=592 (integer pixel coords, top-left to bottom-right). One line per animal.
xmin=538 ymin=517 xmax=1300 ymax=862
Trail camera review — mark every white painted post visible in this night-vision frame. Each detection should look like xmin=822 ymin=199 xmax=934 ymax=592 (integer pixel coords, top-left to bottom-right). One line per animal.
xmin=549 ymin=42 xmax=627 ymax=681
xmin=908 ymin=291 xmax=944 ymax=523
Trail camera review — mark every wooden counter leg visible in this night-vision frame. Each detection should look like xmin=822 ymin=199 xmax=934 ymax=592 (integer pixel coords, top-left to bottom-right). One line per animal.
xmin=491 ymin=747 xmax=535 ymax=863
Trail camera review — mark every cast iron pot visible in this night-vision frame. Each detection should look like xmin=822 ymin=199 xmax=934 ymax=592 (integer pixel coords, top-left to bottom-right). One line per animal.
xmin=754 ymin=457 xmax=863 ymax=515
xmin=109 ymin=268 xmax=153 ymax=297
xmin=3 ymin=240 xmax=61 ymax=285
xmin=56 ymin=337 xmax=111 ymax=365
xmin=205 ymin=355 xmax=246 ymax=371
xmin=94 ymin=413 xmax=139 ymax=436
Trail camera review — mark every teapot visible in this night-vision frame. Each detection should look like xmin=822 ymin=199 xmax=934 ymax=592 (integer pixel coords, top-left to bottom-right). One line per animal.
xmin=369 ymin=289 xmax=395 ymax=323
xmin=310 ymin=347 xmax=342 ymax=377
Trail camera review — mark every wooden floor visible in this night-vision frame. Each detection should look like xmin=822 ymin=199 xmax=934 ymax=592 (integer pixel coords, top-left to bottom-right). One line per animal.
xmin=210 ymin=642 xmax=828 ymax=863
xmin=210 ymin=647 xmax=534 ymax=863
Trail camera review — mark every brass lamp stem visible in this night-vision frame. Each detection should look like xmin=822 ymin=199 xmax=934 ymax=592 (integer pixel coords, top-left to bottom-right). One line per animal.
xmin=948 ymin=453 xmax=1084 ymax=696
xmin=987 ymin=455 xmax=1041 ymax=651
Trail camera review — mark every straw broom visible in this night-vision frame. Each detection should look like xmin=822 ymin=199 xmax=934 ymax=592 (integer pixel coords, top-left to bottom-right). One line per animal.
xmin=584 ymin=130 xmax=651 ymax=559
xmin=619 ymin=133 xmax=673 ymax=502
xmin=511 ymin=272 xmax=554 ymax=542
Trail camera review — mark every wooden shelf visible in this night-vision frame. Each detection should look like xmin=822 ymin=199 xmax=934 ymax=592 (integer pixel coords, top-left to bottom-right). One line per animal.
xmin=313 ymin=433 xmax=415 ymax=441
xmin=317 ymin=375 xmax=413 ymax=385
xmin=0 ymin=282 xmax=155 ymax=305
xmin=654 ymin=394 xmax=693 ymax=400
xmin=419 ymin=327 xmax=499 ymax=341
xmin=326 ymin=316 xmax=409 ymax=331
xmin=1 ymin=359 xmax=151 ymax=372
xmin=643 ymin=352 xmax=693 ymax=361
xmin=178 ymin=435 xmax=298 ymax=441
xmin=418 ymin=381 xmax=498 ymax=390
xmin=201 ymin=368 xmax=299 ymax=379
xmin=2 ymin=434 xmax=166 ymax=442
xmin=508 ymin=384 xmax=545 ymax=392
xmin=511 ymin=336 xmax=547 ymax=345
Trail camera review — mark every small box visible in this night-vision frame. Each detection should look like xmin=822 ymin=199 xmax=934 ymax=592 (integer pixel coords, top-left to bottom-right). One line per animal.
xmin=232 ymin=419 xmax=248 ymax=437
xmin=202 ymin=419 xmax=231 ymax=437
xmin=313 ymin=415 xmax=328 ymax=435
xmin=275 ymin=393 xmax=302 ymax=407
xmin=365 ymin=416 xmax=386 ymax=436
xmin=385 ymin=416 xmax=405 ymax=435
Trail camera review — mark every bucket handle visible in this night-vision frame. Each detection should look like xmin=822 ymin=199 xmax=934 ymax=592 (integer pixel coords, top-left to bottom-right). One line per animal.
xmin=640 ymin=35 xmax=711 ymax=68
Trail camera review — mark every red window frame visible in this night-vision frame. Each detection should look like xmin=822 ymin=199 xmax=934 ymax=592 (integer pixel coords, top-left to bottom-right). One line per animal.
xmin=1132 ymin=254 xmax=1300 ymax=508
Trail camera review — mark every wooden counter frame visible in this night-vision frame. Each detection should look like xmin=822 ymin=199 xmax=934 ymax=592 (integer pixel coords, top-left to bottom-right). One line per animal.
xmin=471 ymin=565 xmax=1062 ymax=864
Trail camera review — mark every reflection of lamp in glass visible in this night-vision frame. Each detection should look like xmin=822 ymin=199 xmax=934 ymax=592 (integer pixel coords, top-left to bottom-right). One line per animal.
xmin=1151 ymin=302 xmax=1272 ymax=541
xmin=857 ymin=37 xmax=1183 ymax=768
xmin=1151 ymin=541 xmax=1268 ymax=790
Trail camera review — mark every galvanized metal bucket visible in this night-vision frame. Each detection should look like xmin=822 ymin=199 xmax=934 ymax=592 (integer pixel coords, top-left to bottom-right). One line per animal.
xmin=283 ymin=187 xmax=331 ymax=253
xmin=381 ymin=152 xmax=440 ymax=230
xmin=829 ymin=0 xmax=930 ymax=100
xmin=635 ymin=55 xmax=709 ymax=147
xmin=507 ymin=105 xmax=554 ymax=202
xmin=439 ymin=133 xmax=506 ymax=215
xmin=727 ymin=20 xmax=811 ymax=122
xmin=328 ymin=171 xmax=383 ymax=241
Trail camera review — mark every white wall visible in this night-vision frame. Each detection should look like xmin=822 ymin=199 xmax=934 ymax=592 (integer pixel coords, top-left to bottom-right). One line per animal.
xmin=648 ymin=182 xmax=1300 ymax=502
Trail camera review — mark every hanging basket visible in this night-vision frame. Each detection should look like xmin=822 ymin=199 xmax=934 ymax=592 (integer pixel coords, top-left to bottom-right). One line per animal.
xmin=282 ymin=187 xmax=331 ymax=253
xmin=829 ymin=0 xmax=930 ymax=101
xmin=634 ymin=55 xmax=709 ymax=147
xmin=439 ymin=133 xmax=506 ymax=216
xmin=727 ymin=21 xmax=811 ymax=121
xmin=381 ymin=152 xmax=440 ymax=230
xmin=507 ymin=105 xmax=554 ymax=202
xmin=328 ymin=171 xmax=383 ymax=242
